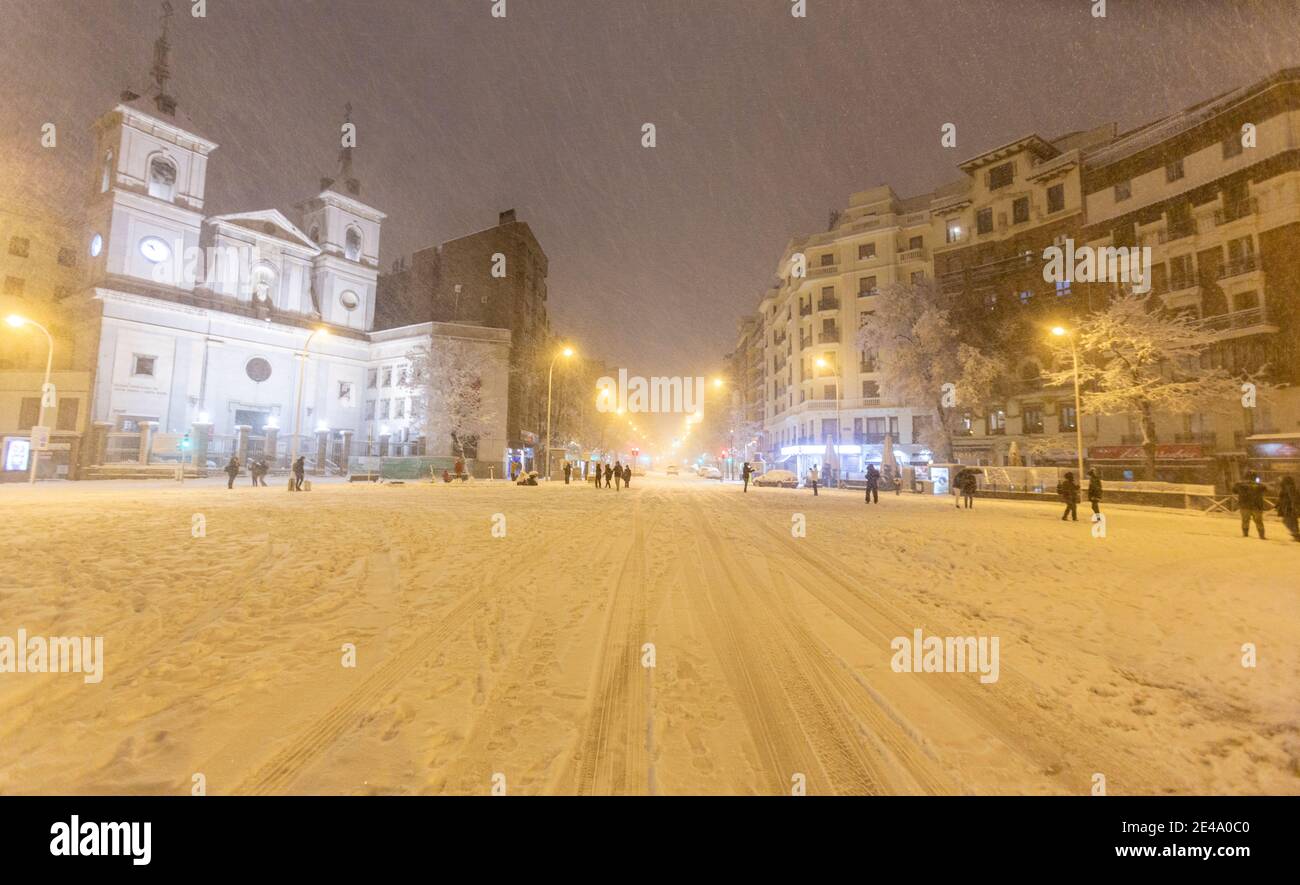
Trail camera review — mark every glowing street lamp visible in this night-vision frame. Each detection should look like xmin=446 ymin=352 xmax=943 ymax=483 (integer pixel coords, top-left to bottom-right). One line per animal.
xmin=291 ymin=327 xmax=329 ymax=467
xmin=545 ymin=345 xmax=575 ymax=480
xmin=1052 ymin=324 xmax=1086 ymax=481
xmin=5 ymin=314 xmax=54 ymax=484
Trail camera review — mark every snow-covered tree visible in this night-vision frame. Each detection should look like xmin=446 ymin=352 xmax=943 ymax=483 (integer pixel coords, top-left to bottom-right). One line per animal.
xmin=1042 ymin=292 xmax=1262 ymax=480
xmin=407 ymin=337 xmax=494 ymax=460
xmin=857 ymin=279 xmax=1008 ymax=461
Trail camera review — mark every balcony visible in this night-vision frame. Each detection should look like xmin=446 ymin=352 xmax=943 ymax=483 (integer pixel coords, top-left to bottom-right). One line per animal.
xmin=809 ymin=263 xmax=839 ymax=279
xmin=798 ymin=303 xmax=813 ymax=317
xmin=1197 ymin=306 xmax=1278 ymax=338
xmin=897 ymin=247 xmax=926 ymax=263
xmin=817 ymin=297 xmax=840 ymax=311
xmin=799 ymin=336 xmax=812 ymax=350
xmin=1159 ymin=220 xmax=1197 ymax=243
xmin=1213 ymin=198 xmax=1257 ymax=227
xmin=818 ymin=329 xmax=841 ymax=344
xmin=1175 ymin=431 xmax=1218 ymax=446
xmin=1217 ymin=255 xmax=1259 ymax=280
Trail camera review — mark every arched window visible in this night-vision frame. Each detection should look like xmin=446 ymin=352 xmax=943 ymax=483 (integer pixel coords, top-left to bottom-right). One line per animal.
xmin=344 ymin=226 xmax=362 ymax=261
xmin=101 ymin=150 xmax=114 ymax=193
xmin=148 ymin=157 xmax=177 ymax=201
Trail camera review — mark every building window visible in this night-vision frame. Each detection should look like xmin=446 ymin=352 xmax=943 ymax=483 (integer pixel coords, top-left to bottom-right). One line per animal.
xmin=1169 ymin=254 xmax=1195 ymax=290
xmin=976 ymin=207 xmax=993 ymax=235
xmin=908 ymin=235 xmax=923 ymax=250
xmin=946 ymin=220 xmax=962 ymax=243
xmin=1222 ymin=134 xmax=1244 ymax=159
xmin=911 ymin=271 xmax=925 ymax=285
xmin=8 ymin=236 xmax=30 ymax=257
xmin=819 ymin=253 xmax=835 ymax=267
xmin=57 ymin=247 xmax=76 ymax=267
xmin=862 ymin=380 xmax=880 ymax=399
xmin=245 ymin=357 xmax=272 ymax=383
xmin=382 ymin=366 xmax=393 ymax=388
xmin=339 ymin=381 xmax=353 ymax=402
xmin=3 ymin=276 xmax=24 ymax=295
xmin=858 ymin=242 xmax=876 ymax=260
xmin=345 ymin=227 xmax=363 ymax=261
xmin=1114 ymin=180 xmax=1132 ymax=202
xmin=988 ymin=162 xmax=1013 ymax=190
xmin=394 ymin=398 xmax=406 ymax=419
xmin=132 ymin=354 xmax=157 ymax=377
xmin=988 ymin=408 xmax=1006 ymax=435
xmin=367 ymin=367 xmax=378 ymax=389
xmin=101 ymin=150 xmax=114 ymax=193
xmin=379 ymin=399 xmax=390 ymax=420
xmin=1012 ymin=197 xmax=1030 ymax=224
xmin=1047 ymin=183 xmax=1065 ymax=214
xmin=364 ymin=399 xmax=375 ymax=420
xmin=148 ymin=157 xmax=177 ymax=201
xmin=858 ymin=276 xmax=877 ymax=295
xmin=1060 ymin=404 xmax=1077 ymax=431
xmin=1023 ymin=405 xmax=1044 ymax=434
xmin=1165 ymin=158 xmax=1185 ymax=182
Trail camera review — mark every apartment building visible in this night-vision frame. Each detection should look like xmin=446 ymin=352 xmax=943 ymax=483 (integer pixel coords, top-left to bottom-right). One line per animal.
xmin=759 ymin=186 xmax=933 ymax=477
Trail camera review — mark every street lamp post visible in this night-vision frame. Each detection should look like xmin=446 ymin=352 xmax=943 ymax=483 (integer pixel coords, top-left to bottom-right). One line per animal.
xmin=6 ymin=315 xmax=54 ymax=484
xmin=815 ymin=357 xmax=841 ymax=482
xmin=1052 ymin=325 xmax=1086 ymax=482
xmin=291 ymin=327 xmax=329 ymax=468
xmin=544 ymin=346 xmax=574 ymax=480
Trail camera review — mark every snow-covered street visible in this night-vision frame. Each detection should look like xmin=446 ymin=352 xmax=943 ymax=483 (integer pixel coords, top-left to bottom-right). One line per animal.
xmin=1 ymin=475 xmax=1297 ymax=795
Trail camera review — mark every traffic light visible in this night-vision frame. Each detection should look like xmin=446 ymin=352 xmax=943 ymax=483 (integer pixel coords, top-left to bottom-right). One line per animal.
xmin=179 ymin=433 xmax=192 ymax=452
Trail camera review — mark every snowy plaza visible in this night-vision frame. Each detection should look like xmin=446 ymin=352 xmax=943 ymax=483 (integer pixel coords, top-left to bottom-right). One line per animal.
xmin=0 ymin=474 xmax=1295 ymax=796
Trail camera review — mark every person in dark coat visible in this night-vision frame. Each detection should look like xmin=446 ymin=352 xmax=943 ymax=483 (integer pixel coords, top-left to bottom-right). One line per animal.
xmin=613 ymin=461 xmax=623 ymax=490
xmin=623 ymin=464 xmax=632 ymax=488
xmin=865 ymin=464 xmax=880 ymax=504
xmin=593 ymin=463 xmax=601 ymax=488
xmin=1057 ymin=471 xmax=1080 ymax=522
xmin=808 ymin=464 xmax=819 ymax=496
xmin=741 ymin=461 xmax=752 ymax=492
xmin=292 ymin=456 xmax=306 ymax=491
xmin=1087 ymin=469 xmax=1103 ymax=515
xmin=604 ymin=463 xmax=613 ymax=489
xmin=1233 ymin=473 xmax=1268 ymax=539
xmin=1277 ymin=475 xmax=1299 ymax=542
xmin=563 ymin=461 xmax=572 ymax=484
xmin=960 ymin=468 xmax=977 ymax=509
xmin=224 ymin=456 xmax=240 ymax=489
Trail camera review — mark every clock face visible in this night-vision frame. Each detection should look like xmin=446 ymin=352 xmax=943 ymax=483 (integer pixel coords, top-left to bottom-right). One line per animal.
xmin=139 ymin=237 xmax=171 ymax=263
xmin=89 ymin=233 xmax=103 ymax=257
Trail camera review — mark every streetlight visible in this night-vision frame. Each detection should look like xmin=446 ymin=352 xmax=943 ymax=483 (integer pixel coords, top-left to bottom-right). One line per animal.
xmin=815 ymin=356 xmax=841 ymax=482
xmin=544 ymin=345 xmax=575 ymax=480
xmin=1052 ymin=325 xmax=1086 ymax=482
xmin=291 ymin=327 xmax=329 ymax=468
xmin=6 ymin=314 xmax=54 ymax=484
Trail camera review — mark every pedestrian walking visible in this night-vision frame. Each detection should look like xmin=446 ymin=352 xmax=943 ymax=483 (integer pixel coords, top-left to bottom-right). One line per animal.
xmin=224 ymin=455 xmax=240 ymax=490
xmin=865 ymin=464 xmax=880 ymax=504
xmin=961 ymin=467 xmax=977 ymax=509
xmin=614 ymin=460 xmax=623 ymax=490
xmin=1233 ymin=473 xmax=1269 ymax=539
xmin=623 ymin=464 xmax=632 ymax=488
xmin=563 ymin=461 xmax=572 ymax=485
xmin=1277 ymin=475 xmax=1299 ymax=542
xmin=741 ymin=461 xmax=752 ymax=492
xmin=1087 ymin=469 xmax=1103 ymax=515
xmin=292 ymin=455 xmax=306 ymax=491
xmin=604 ymin=463 xmax=613 ymax=489
xmin=1057 ymin=471 xmax=1080 ymax=522
xmin=808 ymin=464 xmax=819 ymax=497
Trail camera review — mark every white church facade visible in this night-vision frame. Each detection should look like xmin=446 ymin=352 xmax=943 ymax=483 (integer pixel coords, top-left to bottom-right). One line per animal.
xmin=74 ymin=87 xmax=508 ymax=473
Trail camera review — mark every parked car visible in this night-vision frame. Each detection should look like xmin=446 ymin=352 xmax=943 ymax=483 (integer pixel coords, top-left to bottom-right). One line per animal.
xmin=665 ymin=464 xmax=679 ymax=476
xmin=753 ymin=468 xmax=798 ymax=488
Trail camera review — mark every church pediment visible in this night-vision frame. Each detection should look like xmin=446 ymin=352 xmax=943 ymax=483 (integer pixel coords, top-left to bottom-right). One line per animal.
xmin=209 ymin=210 xmax=321 ymax=253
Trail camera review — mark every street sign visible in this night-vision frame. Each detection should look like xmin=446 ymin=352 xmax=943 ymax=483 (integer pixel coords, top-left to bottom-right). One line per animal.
xmin=41 ymin=382 xmax=57 ymax=409
xmin=30 ymin=425 xmax=52 ymax=452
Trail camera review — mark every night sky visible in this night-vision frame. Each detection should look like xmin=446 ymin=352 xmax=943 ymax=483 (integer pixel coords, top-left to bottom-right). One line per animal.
xmin=3 ymin=0 xmax=1299 ymax=381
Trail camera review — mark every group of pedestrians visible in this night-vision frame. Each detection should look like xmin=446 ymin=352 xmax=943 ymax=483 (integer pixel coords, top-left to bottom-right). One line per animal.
xmin=224 ymin=455 xmax=306 ymax=490
xmin=1054 ymin=469 xmax=1103 ymax=521
xmin=1234 ymin=473 xmax=1300 ymax=541
xmin=588 ymin=460 xmax=632 ymax=490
